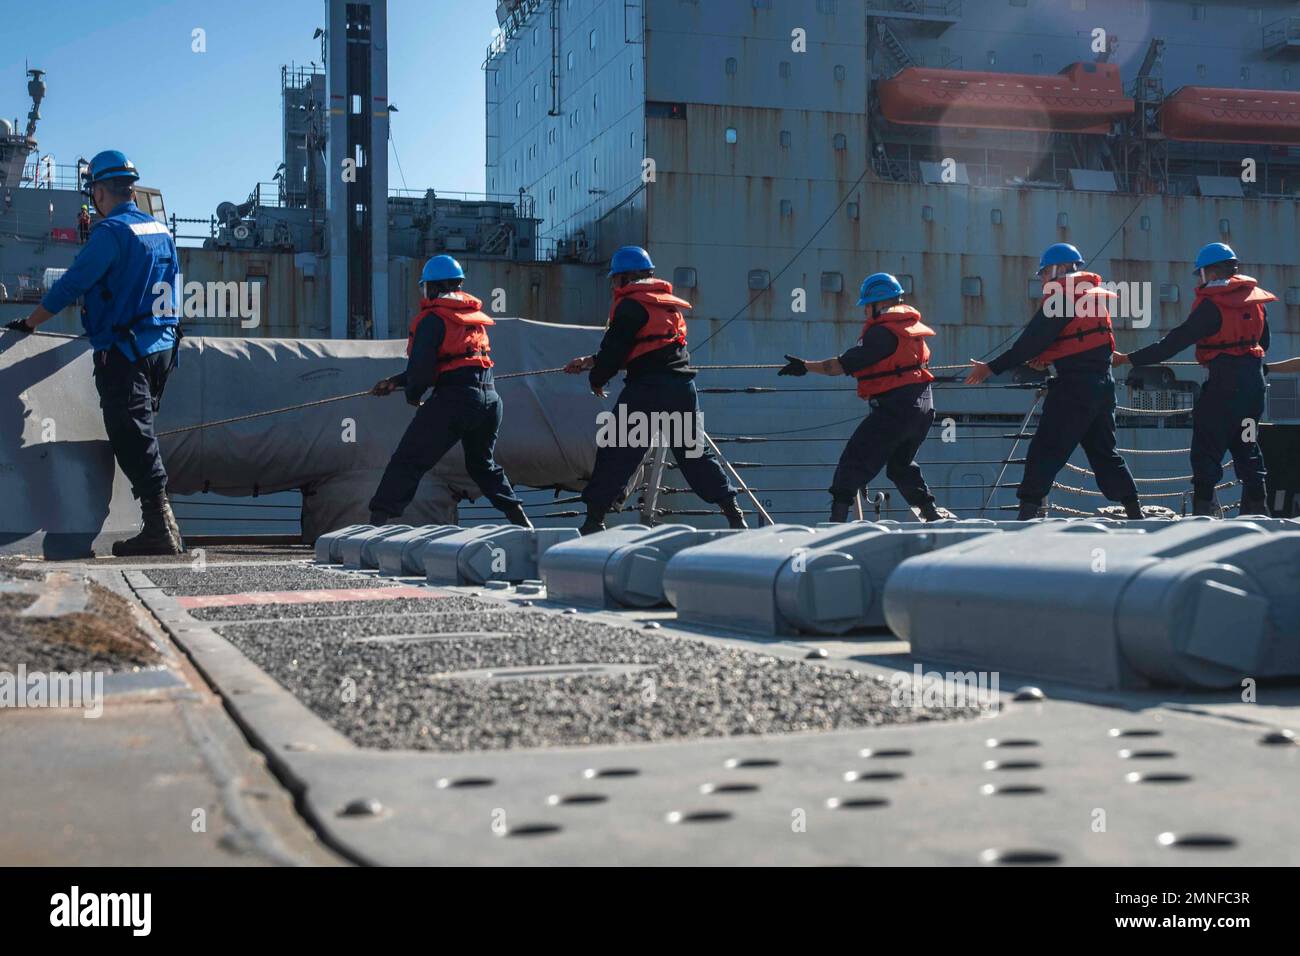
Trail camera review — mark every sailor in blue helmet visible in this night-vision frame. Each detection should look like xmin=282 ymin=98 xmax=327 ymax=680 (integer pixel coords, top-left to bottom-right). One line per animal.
xmin=367 ymin=255 xmax=531 ymax=528
xmin=965 ymin=242 xmax=1142 ymax=520
xmin=779 ymin=272 xmax=946 ymax=523
xmin=564 ymin=245 xmax=744 ymax=534
xmin=4 ymin=150 xmax=184 ymax=555
xmin=1115 ymin=243 xmax=1274 ymax=516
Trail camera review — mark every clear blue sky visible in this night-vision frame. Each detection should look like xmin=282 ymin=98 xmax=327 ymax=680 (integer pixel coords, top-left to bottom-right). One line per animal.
xmin=1 ymin=0 xmax=498 ymax=218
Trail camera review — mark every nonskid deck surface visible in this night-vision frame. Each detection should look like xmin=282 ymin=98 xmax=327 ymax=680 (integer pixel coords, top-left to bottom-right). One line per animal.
xmin=56 ymin=517 xmax=1299 ymax=866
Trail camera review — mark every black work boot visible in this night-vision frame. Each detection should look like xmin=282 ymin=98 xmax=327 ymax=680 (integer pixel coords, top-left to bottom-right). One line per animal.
xmin=579 ymin=505 xmax=608 ymax=536
xmin=1016 ymin=499 xmax=1044 ymax=521
xmin=501 ymin=501 xmax=533 ymax=528
xmin=1122 ymin=496 xmax=1144 ymax=520
xmin=720 ymin=496 xmax=748 ymax=530
xmin=368 ymin=511 xmax=389 ymax=527
xmin=829 ymin=500 xmax=852 ymax=523
xmin=1238 ymin=493 xmax=1270 ymax=518
xmin=1191 ymin=497 xmax=1220 ymax=518
xmin=112 ymin=493 xmax=184 ymax=557
xmin=917 ymin=502 xmax=944 ymax=522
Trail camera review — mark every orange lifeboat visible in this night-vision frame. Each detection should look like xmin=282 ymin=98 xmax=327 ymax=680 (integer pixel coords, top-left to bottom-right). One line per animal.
xmin=877 ymin=62 xmax=1134 ymax=134
xmin=1159 ymin=86 xmax=1300 ymax=146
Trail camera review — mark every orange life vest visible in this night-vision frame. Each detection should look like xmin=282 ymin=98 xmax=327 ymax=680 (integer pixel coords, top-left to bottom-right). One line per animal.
xmin=1034 ymin=271 xmax=1117 ymax=364
xmin=608 ymin=278 xmax=690 ymax=367
xmin=406 ymin=292 xmax=494 ymax=376
xmin=1191 ymin=275 xmax=1274 ymax=365
xmin=852 ymin=305 xmax=936 ymax=400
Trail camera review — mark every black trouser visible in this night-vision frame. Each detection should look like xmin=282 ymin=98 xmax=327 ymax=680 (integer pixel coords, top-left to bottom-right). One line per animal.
xmin=581 ymin=375 xmax=735 ymax=511
xmin=830 ymin=385 xmax=937 ymax=509
xmin=1019 ymin=371 xmax=1138 ymax=503
xmin=1191 ymin=357 xmax=1268 ymax=501
xmin=92 ymin=346 xmax=173 ymax=499
xmin=369 ymin=382 xmax=522 ymax=518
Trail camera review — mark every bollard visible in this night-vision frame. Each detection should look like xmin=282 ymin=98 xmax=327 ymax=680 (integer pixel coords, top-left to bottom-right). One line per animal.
xmin=314 ymin=524 xmax=372 ymax=564
xmin=337 ymin=525 xmax=412 ymax=570
xmin=372 ymin=526 xmax=464 ymax=576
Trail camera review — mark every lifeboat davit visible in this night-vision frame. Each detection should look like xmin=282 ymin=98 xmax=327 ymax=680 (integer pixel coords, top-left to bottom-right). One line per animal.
xmin=877 ymin=62 xmax=1134 ymax=134
xmin=1160 ymin=86 xmax=1300 ymax=146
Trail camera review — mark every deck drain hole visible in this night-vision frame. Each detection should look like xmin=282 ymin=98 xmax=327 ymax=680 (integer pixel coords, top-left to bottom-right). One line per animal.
xmin=584 ymin=767 xmax=640 ymax=779
xmin=1109 ymin=728 xmax=1162 ymax=738
xmin=1259 ymin=730 xmax=1297 ymax=746
xmin=1157 ymin=832 xmax=1236 ymax=849
xmin=437 ymin=776 xmax=495 ymax=789
xmin=982 ymin=759 xmax=1042 ymax=771
xmin=1118 ymin=749 xmax=1176 ymax=759
xmin=700 ymin=782 xmax=759 ymax=795
xmin=980 ymin=848 xmax=1061 ymax=865
xmin=504 ymin=823 xmax=562 ymax=838
xmin=843 ymin=770 xmax=904 ymax=782
xmin=725 ymin=758 xmax=780 ymax=769
xmin=1126 ymin=772 xmax=1192 ymax=784
xmin=826 ymin=796 xmax=889 ymax=810
xmin=985 ymin=738 xmax=1039 ymax=748
xmin=858 ymin=748 xmax=913 ymax=759
xmin=547 ymin=793 xmax=608 ymax=806
xmin=666 ymin=810 xmax=733 ymax=824
xmin=981 ymin=784 xmax=1045 ymax=796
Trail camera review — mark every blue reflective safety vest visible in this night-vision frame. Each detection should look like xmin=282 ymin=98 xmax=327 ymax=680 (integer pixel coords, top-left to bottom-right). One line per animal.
xmin=43 ymin=201 xmax=180 ymax=357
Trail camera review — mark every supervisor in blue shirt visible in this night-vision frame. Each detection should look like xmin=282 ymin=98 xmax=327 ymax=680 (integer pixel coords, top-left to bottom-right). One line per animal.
xmin=5 ymin=150 xmax=184 ymax=556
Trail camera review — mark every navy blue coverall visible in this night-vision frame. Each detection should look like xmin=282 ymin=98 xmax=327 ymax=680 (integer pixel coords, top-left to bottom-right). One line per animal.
xmin=580 ymin=297 xmax=735 ymax=511
xmin=988 ymin=307 xmax=1139 ymax=505
xmin=831 ymin=324 xmax=938 ymax=510
xmin=368 ymin=310 xmax=522 ymax=519
xmin=1129 ymin=299 xmax=1271 ymax=503
xmin=40 ymin=201 xmax=180 ymax=499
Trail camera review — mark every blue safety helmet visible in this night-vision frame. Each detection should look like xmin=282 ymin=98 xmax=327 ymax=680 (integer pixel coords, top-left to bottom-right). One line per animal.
xmin=420 ymin=254 xmax=465 ymax=283
xmin=1037 ymin=242 xmax=1084 ymax=275
xmin=83 ymin=150 xmax=139 ymax=194
xmin=1193 ymin=242 xmax=1237 ymax=273
xmin=608 ymin=245 xmax=654 ymax=277
xmin=856 ymin=272 xmax=905 ymax=307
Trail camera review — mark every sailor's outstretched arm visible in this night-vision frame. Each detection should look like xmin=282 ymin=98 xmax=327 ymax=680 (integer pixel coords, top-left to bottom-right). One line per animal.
xmin=1125 ymin=299 xmax=1219 ymax=366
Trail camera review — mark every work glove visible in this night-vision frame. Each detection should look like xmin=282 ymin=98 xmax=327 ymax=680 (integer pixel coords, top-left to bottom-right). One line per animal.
xmin=778 ymin=354 xmax=808 ymax=377
xmin=4 ymin=318 xmax=33 ymax=334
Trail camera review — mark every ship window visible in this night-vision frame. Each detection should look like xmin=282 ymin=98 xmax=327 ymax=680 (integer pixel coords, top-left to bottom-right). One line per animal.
xmin=1196 ymin=64 xmax=1207 ymax=79
xmin=1057 ymin=212 xmax=1069 ymax=228
xmin=748 ymin=270 xmax=771 ymax=290
xmin=515 ymin=102 xmax=522 ymax=118
xmin=833 ymin=133 xmax=847 ymax=150
xmin=821 ymin=272 xmax=844 ymax=294
xmin=533 ymin=29 xmax=539 ymax=46
xmin=548 ymin=188 xmax=555 ymax=204
xmin=1159 ymin=284 xmax=1180 ymax=304
xmin=351 ymin=94 xmax=361 ymax=114
xmin=1284 ymin=69 xmax=1293 ymax=85
xmin=674 ymin=267 xmax=698 ymax=289
xmin=567 ymin=51 xmax=575 ymax=72
xmin=725 ymin=57 xmax=738 ymax=75
xmin=987 ymin=51 xmax=997 ymax=66
xmin=1190 ymin=4 xmax=1205 ymax=20
xmin=1028 ymin=278 xmax=1043 ymax=300
xmin=1248 ymin=8 xmax=1263 ymax=24
xmin=593 ymin=93 xmax=599 ymax=114
xmin=1219 ymin=218 xmax=1230 ymax=235
xmin=847 ymin=202 xmax=860 ymax=220
xmin=961 ymin=277 xmax=983 ymax=298
xmin=1032 ymin=53 xmax=1043 ymax=69
xmin=897 ymin=275 xmax=914 ymax=294
xmin=533 ymin=84 xmax=539 ymax=102
xmin=780 ymin=199 xmax=793 ymax=217
xmin=780 ymin=130 xmax=792 ymax=147
xmin=1285 ymin=287 xmax=1300 ymax=306
xmin=833 ymin=64 xmax=846 ymax=82
xmin=646 ymin=101 xmax=686 ymax=119
xmin=1140 ymin=215 xmax=1150 ymax=230
xmin=991 ymin=209 xmax=1003 ymax=225
xmin=589 ymin=29 xmax=597 ymax=51
xmin=1240 ymin=67 xmax=1250 ymax=82
xmin=725 ymin=127 xmax=738 ymax=144
xmin=922 ymin=205 xmax=934 ymax=222
xmin=779 ymin=61 xmax=791 ymax=79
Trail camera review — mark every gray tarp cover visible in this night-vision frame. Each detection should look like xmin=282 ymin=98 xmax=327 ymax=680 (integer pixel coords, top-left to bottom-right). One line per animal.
xmin=1 ymin=319 xmax=603 ymax=556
